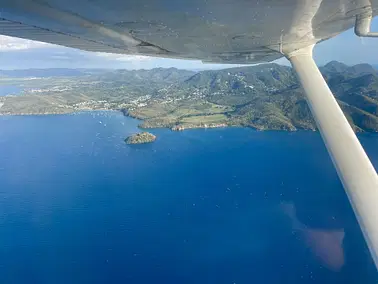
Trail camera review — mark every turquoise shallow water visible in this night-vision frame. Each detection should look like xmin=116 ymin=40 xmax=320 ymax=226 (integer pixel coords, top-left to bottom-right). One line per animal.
xmin=0 ymin=111 xmax=377 ymax=284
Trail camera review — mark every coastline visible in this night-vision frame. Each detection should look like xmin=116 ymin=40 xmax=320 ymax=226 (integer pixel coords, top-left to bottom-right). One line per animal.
xmin=1 ymin=108 xmax=377 ymax=134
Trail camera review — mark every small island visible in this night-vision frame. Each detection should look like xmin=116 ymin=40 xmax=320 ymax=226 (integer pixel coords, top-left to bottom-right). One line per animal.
xmin=125 ymin=132 xmax=156 ymax=144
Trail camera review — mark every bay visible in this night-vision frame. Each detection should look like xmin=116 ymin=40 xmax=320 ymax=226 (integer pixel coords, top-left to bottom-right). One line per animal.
xmin=0 ymin=111 xmax=377 ymax=284
xmin=0 ymin=85 xmax=23 ymax=96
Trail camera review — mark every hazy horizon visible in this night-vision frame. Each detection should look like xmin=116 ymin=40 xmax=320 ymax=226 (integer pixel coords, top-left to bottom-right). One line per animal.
xmin=0 ymin=60 xmax=377 ymax=72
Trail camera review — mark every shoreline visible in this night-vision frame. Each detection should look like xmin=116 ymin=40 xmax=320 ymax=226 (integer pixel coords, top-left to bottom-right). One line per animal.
xmin=1 ymin=109 xmax=377 ymax=134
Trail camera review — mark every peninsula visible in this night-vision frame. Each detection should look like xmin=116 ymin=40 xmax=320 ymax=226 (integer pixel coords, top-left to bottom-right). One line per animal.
xmin=1 ymin=61 xmax=378 ymax=132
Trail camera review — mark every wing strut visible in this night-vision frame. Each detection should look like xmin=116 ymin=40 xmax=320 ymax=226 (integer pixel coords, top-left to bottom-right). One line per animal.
xmin=287 ymin=45 xmax=378 ymax=269
xmin=354 ymin=7 xmax=378 ymax=38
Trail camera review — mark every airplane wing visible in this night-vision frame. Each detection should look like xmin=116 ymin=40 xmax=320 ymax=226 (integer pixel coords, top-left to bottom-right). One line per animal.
xmin=1 ymin=0 xmax=377 ymax=64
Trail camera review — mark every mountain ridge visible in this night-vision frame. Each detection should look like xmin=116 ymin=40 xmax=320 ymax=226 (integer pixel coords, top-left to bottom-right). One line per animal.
xmin=0 ymin=61 xmax=377 ymax=132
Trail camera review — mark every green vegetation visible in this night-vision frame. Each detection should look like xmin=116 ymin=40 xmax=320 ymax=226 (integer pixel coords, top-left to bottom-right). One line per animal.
xmin=1 ymin=61 xmax=378 ymax=132
xmin=180 ymin=114 xmax=228 ymax=124
xmin=125 ymin=132 xmax=156 ymax=144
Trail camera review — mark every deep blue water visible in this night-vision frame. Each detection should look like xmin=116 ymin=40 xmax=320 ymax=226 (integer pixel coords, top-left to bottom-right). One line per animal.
xmin=0 ymin=85 xmax=23 ymax=96
xmin=0 ymin=111 xmax=377 ymax=284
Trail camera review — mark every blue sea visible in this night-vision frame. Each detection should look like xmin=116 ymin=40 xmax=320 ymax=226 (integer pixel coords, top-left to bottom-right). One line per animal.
xmin=0 ymin=111 xmax=377 ymax=284
xmin=0 ymin=85 xmax=23 ymax=96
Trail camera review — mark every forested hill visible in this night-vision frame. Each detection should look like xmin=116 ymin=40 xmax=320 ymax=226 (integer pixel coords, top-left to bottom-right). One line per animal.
xmin=1 ymin=61 xmax=377 ymax=132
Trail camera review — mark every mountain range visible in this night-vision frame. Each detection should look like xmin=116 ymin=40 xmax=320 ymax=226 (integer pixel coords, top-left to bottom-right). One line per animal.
xmin=0 ymin=61 xmax=377 ymax=132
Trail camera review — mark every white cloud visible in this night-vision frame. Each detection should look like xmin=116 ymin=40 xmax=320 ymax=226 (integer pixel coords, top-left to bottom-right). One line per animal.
xmin=0 ymin=35 xmax=54 ymax=51
xmin=0 ymin=35 xmax=152 ymax=64
xmin=94 ymin=52 xmax=151 ymax=61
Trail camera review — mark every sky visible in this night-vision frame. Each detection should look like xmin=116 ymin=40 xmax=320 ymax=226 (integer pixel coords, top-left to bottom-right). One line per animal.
xmin=0 ymin=18 xmax=377 ymax=70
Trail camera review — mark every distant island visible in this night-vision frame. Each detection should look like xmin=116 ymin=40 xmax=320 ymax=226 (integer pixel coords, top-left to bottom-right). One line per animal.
xmin=125 ymin=132 xmax=156 ymax=144
xmin=0 ymin=61 xmax=378 ymax=132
